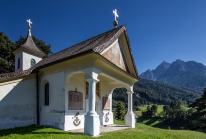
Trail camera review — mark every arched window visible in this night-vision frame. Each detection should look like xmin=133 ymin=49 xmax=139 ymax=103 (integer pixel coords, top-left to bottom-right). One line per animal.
xmin=18 ymin=58 xmax=20 ymax=69
xmin=31 ymin=59 xmax=36 ymax=67
xmin=45 ymin=83 xmax=49 ymax=105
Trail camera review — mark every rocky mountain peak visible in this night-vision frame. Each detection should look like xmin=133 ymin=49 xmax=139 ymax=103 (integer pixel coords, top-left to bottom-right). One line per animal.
xmin=140 ymin=59 xmax=206 ymax=92
xmin=140 ymin=61 xmax=171 ymax=80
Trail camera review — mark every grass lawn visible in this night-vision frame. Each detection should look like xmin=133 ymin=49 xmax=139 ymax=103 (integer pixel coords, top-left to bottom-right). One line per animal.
xmin=137 ymin=117 xmax=168 ymax=129
xmin=0 ymin=121 xmax=205 ymax=139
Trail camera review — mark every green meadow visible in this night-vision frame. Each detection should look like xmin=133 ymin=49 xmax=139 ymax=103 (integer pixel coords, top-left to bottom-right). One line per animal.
xmin=0 ymin=120 xmax=205 ymax=139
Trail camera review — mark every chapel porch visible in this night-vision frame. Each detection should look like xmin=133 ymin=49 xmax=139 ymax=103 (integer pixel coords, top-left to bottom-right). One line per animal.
xmin=64 ymin=70 xmax=136 ymax=136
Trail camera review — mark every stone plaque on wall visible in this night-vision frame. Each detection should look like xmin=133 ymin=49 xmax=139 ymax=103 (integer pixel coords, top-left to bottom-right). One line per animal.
xmin=68 ymin=91 xmax=83 ymax=110
xmin=102 ymin=97 xmax=110 ymax=110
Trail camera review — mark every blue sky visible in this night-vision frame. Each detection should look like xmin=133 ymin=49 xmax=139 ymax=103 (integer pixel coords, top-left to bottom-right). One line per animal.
xmin=1 ymin=0 xmax=206 ymax=74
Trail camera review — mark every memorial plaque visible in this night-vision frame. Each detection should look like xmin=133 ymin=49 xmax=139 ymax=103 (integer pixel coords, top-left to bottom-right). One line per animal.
xmin=102 ymin=97 xmax=110 ymax=110
xmin=68 ymin=91 xmax=83 ymax=110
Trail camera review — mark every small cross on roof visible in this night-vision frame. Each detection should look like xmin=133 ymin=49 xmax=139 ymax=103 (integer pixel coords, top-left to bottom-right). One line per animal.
xmin=27 ymin=19 xmax=32 ymax=27
xmin=113 ymin=9 xmax=119 ymax=21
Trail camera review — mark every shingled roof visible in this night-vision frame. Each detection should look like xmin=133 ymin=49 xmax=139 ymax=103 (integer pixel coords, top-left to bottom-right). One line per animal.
xmin=0 ymin=26 xmax=139 ymax=81
xmin=13 ymin=33 xmax=46 ymax=57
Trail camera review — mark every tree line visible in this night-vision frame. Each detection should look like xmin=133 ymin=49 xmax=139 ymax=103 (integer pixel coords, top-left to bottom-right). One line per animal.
xmin=114 ymin=88 xmax=206 ymax=132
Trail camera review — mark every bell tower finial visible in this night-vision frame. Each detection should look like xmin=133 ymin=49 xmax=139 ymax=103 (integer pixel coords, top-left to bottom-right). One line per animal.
xmin=27 ymin=19 xmax=32 ymax=36
xmin=113 ymin=9 xmax=119 ymax=28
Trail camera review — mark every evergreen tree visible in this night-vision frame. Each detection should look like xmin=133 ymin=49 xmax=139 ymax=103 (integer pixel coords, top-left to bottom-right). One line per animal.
xmin=0 ymin=32 xmax=53 ymax=74
xmin=115 ymin=101 xmax=126 ymax=120
xmin=151 ymin=104 xmax=158 ymax=115
xmin=186 ymin=88 xmax=206 ymax=130
xmin=0 ymin=32 xmax=16 ymax=74
xmin=162 ymin=100 xmax=189 ymax=128
xmin=142 ymin=104 xmax=158 ymax=117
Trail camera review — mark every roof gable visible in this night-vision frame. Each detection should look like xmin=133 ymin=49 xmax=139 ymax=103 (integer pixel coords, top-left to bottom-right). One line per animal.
xmin=117 ymin=31 xmax=139 ymax=79
xmin=101 ymin=40 xmax=129 ymax=72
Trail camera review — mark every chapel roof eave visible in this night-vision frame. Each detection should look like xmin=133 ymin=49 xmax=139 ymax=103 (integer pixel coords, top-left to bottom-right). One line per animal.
xmin=122 ymin=30 xmax=139 ymax=79
xmin=0 ymin=25 xmax=139 ymax=81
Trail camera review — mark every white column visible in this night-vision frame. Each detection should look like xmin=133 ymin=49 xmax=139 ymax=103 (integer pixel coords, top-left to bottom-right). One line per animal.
xmin=84 ymin=77 xmax=100 ymax=136
xmin=125 ymin=91 xmax=135 ymax=128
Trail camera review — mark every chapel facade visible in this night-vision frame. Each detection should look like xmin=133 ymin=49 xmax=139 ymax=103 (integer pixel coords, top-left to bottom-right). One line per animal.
xmin=0 ymin=20 xmax=139 ymax=136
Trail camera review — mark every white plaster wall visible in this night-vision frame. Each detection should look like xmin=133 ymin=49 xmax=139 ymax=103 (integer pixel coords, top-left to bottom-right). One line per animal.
xmin=40 ymin=71 xmax=65 ymax=130
xmin=98 ymin=80 xmax=114 ymax=125
xmin=22 ymin=51 xmax=42 ymax=71
xmin=64 ymin=73 xmax=87 ymax=131
xmin=15 ymin=52 xmax=23 ymax=72
xmin=0 ymin=78 xmax=36 ymax=130
xmin=64 ymin=115 xmax=85 ymax=131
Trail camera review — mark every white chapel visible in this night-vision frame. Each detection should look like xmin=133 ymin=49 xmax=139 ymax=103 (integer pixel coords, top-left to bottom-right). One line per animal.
xmin=0 ymin=13 xmax=139 ymax=136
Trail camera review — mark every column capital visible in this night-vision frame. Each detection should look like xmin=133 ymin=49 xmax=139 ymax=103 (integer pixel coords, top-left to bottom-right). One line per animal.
xmin=86 ymin=78 xmax=99 ymax=83
xmin=126 ymin=85 xmax=133 ymax=92
xmin=126 ymin=91 xmax=134 ymax=94
xmin=85 ymin=71 xmax=99 ymax=80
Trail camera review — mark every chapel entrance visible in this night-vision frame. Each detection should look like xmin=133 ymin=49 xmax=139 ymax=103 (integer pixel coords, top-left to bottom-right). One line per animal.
xmin=64 ymin=72 xmax=136 ymax=136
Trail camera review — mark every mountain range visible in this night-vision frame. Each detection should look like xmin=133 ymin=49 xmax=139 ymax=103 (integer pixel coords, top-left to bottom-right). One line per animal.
xmin=113 ymin=79 xmax=200 ymax=106
xmin=113 ymin=60 xmax=205 ymax=106
xmin=140 ymin=59 xmax=206 ymax=93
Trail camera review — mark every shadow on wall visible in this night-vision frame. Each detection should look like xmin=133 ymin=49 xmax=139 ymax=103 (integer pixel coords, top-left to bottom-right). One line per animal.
xmin=0 ymin=78 xmax=37 ymax=129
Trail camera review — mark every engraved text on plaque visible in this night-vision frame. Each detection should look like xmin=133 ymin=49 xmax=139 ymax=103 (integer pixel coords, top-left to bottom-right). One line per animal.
xmin=68 ymin=91 xmax=83 ymax=110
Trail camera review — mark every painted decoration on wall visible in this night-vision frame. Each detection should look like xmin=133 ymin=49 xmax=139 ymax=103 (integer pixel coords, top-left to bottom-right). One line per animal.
xmin=72 ymin=112 xmax=81 ymax=126
xmin=104 ymin=112 xmax=109 ymax=123
xmin=68 ymin=91 xmax=83 ymax=110
xmin=102 ymin=97 xmax=110 ymax=110
xmin=102 ymin=41 xmax=128 ymax=72
xmin=85 ymin=81 xmax=100 ymax=99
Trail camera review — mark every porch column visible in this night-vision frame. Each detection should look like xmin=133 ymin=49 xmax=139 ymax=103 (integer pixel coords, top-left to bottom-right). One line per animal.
xmin=84 ymin=77 xmax=100 ymax=136
xmin=125 ymin=91 xmax=135 ymax=128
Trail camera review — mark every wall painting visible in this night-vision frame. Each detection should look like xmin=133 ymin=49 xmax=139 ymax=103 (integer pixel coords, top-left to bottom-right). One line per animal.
xmin=102 ymin=41 xmax=128 ymax=72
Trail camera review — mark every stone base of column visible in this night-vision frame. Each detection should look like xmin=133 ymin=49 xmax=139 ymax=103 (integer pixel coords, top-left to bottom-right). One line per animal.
xmin=84 ymin=114 xmax=100 ymax=136
xmin=125 ymin=112 xmax=136 ymax=128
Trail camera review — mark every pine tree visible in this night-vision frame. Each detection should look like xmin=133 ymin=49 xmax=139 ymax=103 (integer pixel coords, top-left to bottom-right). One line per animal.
xmin=115 ymin=101 xmax=126 ymax=120
xmin=186 ymin=88 xmax=206 ymax=130
xmin=0 ymin=32 xmax=53 ymax=74
xmin=0 ymin=32 xmax=16 ymax=74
